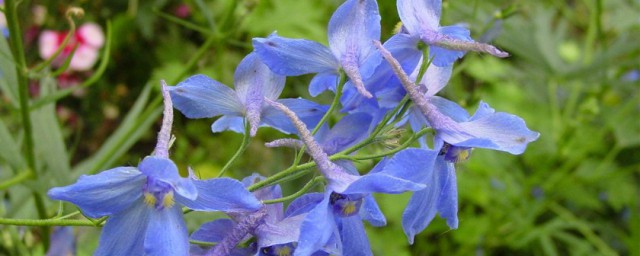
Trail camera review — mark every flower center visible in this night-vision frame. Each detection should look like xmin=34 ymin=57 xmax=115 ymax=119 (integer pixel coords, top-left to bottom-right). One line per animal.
xmin=260 ymin=242 xmax=297 ymax=256
xmin=439 ymin=143 xmax=472 ymax=163
xmin=143 ymin=177 xmax=175 ymax=210
xmin=329 ymin=192 xmax=364 ymax=217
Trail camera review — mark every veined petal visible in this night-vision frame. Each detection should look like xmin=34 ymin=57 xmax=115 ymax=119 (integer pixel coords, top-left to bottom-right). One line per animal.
xmin=359 ymin=195 xmax=386 ymax=227
xmin=211 ymin=115 xmax=245 ymax=134
xmin=95 ymin=201 xmax=149 ymax=256
xmin=253 ymin=33 xmax=339 ymax=76
xmin=261 ymin=98 xmax=328 ymax=135
xmin=401 ymin=180 xmax=438 ymax=244
xmin=191 ymin=219 xmax=236 ymax=243
xmin=343 ymin=173 xmax=426 ymax=195
xmin=285 ymin=192 xmax=325 ymax=218
xmin=319 ymin=113 xmax=372 ymax=155
xmin=294 ymin=195 xmax=335 ymax=256
xmin=339 ymin=216 xmax=373 ymax=256
xmin=169 ymin=74 xmax=243 ymax=118
xmin=428 ymin=25 xmax=472 ymax=67
xmin=144 ymin=207 xmax=189 ymax=256
xmin=435 ymin=159 xmax=458 ymax=229
xmin=177 ymin=178 xmax=262 ymax=212
xmin=469 ymin=101 xmax=495 ymax=121
xmin=256 ymin=214 xmax=306 ymax=249
xmin=397 ymin=0 xmax=441 ymax=36
xmin=418 ymin=62 xmax=452 ymax=96
xmin=47 ymin=167 xmax=144 ymax=218
xmin=328 ymin=0 xmax=380 ymax=64
xmin=429 ymin=96 xmax=471 ymax=122
xmin=381 ymin=148 xmax=437 ymax=183
xmin=309 ymin=72 xmax=339 ymax=97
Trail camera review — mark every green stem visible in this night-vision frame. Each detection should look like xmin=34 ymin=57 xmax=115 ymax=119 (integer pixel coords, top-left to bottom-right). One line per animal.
xmin=0 ymin=171 xmax=33 ymax=190
xmin=30 ymin=11 xmax=78 ymax=73
xmin=153 ymin=8 xmax=212 ymax=35
xmin=218 ymin=122 xmax=251 ymax=177
xmin=548 ymin=202 xmax=616 ymax=256
xmin=0 ymin=217 xmax=100 ymax=227
xmin=262 ymin=176 xmax=324 ymax=204
xmin=343 ymin=128 xmax=431 ymax=161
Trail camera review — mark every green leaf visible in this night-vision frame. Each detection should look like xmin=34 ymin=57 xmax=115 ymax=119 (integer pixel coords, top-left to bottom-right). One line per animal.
xmin=0 ymin=36 xmax=19 ymax=107
xmin=0 ymin=118 xmax=25 ymax=172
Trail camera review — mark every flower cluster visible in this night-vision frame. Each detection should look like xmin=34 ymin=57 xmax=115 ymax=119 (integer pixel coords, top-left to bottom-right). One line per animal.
xmin=48 ymin=0 xmax=539 ymax=255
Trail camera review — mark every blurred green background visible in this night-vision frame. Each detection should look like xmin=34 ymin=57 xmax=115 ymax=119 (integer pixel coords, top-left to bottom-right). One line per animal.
xmin=1 ymin=0 xmax=639 ymax=255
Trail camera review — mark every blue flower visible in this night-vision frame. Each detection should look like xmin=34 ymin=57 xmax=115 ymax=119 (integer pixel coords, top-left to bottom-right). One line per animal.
xmin=396 ymin=0 xmax=508 ymax=67
xmin=265 ymin=99 xmax=425 ymax=256
xmin=253 ymin=0 xmax=381 ymax=98
xmin=47 ymin=84 xmax=262 ymax=256
xmin=46 ymin=227 xmax=76 ymax=256
xmin=169 ymin=52 xmax=327 ymax=136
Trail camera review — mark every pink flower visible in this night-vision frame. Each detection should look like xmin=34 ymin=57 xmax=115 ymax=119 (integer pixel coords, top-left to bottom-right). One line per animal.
xmin=39 ymin=22 xmax=104 ymax=71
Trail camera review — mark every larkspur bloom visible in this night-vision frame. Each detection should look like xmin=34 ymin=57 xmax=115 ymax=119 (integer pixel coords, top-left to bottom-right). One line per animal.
xmin=374 ymin=41 xmax=540 ymax=242
xmin=191 ymin=174 xmax=335 ymax=256
xmin=253 ymin=0 xmax=381 ymax=98
xmin=45 ymin=227 xmax=76 ymax=256
xmin=169 ymin=52 xmax=327 ymax=136
xmin=396 ymin=0 xmax=508 ymax=67
xmin=266 ymin=99 xmax=426 ymax=256
xmin=39 ymin=22 xmax=105 ymax=71
xmin=48 ymin=83 xmax=262 ymax=255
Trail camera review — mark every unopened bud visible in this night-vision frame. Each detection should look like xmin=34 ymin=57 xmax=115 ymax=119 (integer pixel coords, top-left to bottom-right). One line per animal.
xmin=66 ymin=7 xmax=85 ymax=18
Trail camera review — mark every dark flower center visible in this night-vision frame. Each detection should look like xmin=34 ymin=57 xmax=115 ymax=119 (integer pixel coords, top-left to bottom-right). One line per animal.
xmin=439 ymin=143 xmax=472 ymax=163
xmin=329 ymin=192 xmax=364 ymax=217
xmin=260 ymin=242 xmax=297 ymax=256
xmin=142 ymin=177 xmax=175 ymax=210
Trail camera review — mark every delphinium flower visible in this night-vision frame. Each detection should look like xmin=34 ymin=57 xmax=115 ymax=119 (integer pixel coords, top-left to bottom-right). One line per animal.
xmin=396 ymin=0 xmax=508 ymax=67
xmin=266 ymin=99 xmax=427 ymax=255
xmin=45 ymin=227 xmax=76 ymax=256
xmin=374 ymin=41 xmax=540 ymax=243
xmin=253 ymin=0 xmax=381 ymax=98
xmin=191 ymin=174 xmax=335 ymax=256
xmin=169 ymin=52 xmax=327 ymax=137
xmin=39 ymin=22 xmax=105 ymax=71
xmin=48 ymin=83 xmax=262 ymax=255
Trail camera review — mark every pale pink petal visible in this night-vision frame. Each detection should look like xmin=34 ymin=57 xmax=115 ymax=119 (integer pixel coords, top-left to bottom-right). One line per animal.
xmin=69 ymin=45 xmax=99 ymax=71
xmin=39 ymin=31 xmax=61 ymax=59
xmin=77 ymin=23 xmax=104 ymax=48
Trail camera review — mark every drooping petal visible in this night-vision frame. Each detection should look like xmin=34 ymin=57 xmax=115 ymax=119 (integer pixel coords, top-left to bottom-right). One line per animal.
xmin=45 ymin=227 xmax=76 ymax=256
xmin=261 ymin=98 xmax=328 ymax=135
xmin=338 ymin=216 xmax=373 ymax=256
xmin=429 ymin=25 xmax=472 ymax=67
xmin=253 ymin=33 xmax=339 ymax=76
xmin=319 ymin=113 xmax=372 ymax=155
xmin=138 ymin=156 xmax=197 ymax=200
xmin=211 ymin=116 xmax=245 ymax=134
xmin=397 ymin=0 xmax=441 ymax=36
xmin=144 ymin=207 xmax=189 ymax=256
xmin=309 ymin=72 xmax=339 ymax=97
xmin=94 ymin=201 xmax=150 ymax=256
xmin=169 ymin=74 xmax=243 ymax=118
xmin=191 ymin=219 xmax=236 ymax=243
xmin=419 ymin=62 xmax=452 ymax=96
xmin=342 ymin=173 xmax=425 ymax=195
xmin=285 ymin=192 xmax=325 ymax=218
xmin=435 ymin=159 xmax=458 ymax=229
xmin=294 ymin=195 xmax=335 ymax=256
xmin=177 ymin=178 xmax=262 ymax=212
xmin=401 ymin=183 xmax=438 ymax=244
xmin=47 ymin=167 xmax=144 ymax=218
xmin=359 ymin=195 xmax=386 ymax=227
xmin=234 ymin=52 xmax=286 ymax=136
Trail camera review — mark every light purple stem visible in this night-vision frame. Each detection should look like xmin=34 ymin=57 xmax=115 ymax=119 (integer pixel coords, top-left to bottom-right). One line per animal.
xmin=154 ymin=81 xmax=173 ymax=158
xmin=265 ymin=138 xmax=304 ymax=149
xmin=207 ymin=207 xmax=267 ymax=256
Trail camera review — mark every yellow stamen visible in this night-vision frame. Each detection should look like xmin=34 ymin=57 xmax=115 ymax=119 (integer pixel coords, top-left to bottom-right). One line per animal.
xmin=276 ymin=246 xmax=292 ymax=256
xmin=342 ymin=202 xmax=357 ymax=216
xmin=144 ymin=192 xmax=156 ymax=207
xmin=162 ymin=191 xmax=175 ymax=208
xmin=455 ymin=149 xmax=471 ymax=163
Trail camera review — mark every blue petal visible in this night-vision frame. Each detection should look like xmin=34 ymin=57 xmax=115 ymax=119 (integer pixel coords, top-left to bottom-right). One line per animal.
xmin=261 ymin=98 xmax=328 ymax=134
xmin=429 ymin=96 xmax=471 ymax=122
xmin=435 ymin=159 xmax=459 ymax=229
xmin=256 ymin=214 xmax=306 ymax=249
xmin=359 ymin=195 xmax=386 ymax=227
xmin=401 ymin=183 xmax=438 ymax=244
xmin=294 ymin=194 xmax=336 ymax=256
xmin=169 ymin=74 xmax=243 ymax=118
xmin=381 ymin=148 xmax=437 ymax=183
xmin=328 ymin=0 xmax=380 ymax=65
xmin=285 ymin=192 xmax=325 ymax=218
xmin=211 ymin=115 xmax=245 ymax=134
xmin=338 ymin=216 xmax=373 ymax=256
xmin=139 ymin=156 xmax=197 ymax=200
xmin=95 ymin=201 xmax=149 ymax=256
xmin=397 ymin=0 xmax=441 ymax=36
xmin=342 ymin=173 xmax=426 ymax=195
xmin=309 ymin=72 xmax=339 ymax=97
xmin=234 ymin=52 xmax=285 ymax=103
xmin=421 ymin=63 xmax=452 ymax=96
xmin=144 ymin=207 xmax=189 ymax=256
xmin=253 ymin=33 xmax=339 ymax=76
xmin=243 ymin=174 xmax=283 ymax=223
xmin=191 ymin=218 xmax=236 ymax=243
xmin=47 ymin=167 xmax=144 ymax=218
xmin=429 ymin=25 xmax=472 ymax=67
xmin=46 ymin=227 xmax=76 ymax=256
xmin=468 ymin=101 xmax=495 ymax=121
xmin=319 ymin=113 xmax=372 ymax=155
xmin=176 ymin=178 xmax=262 ymax=212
